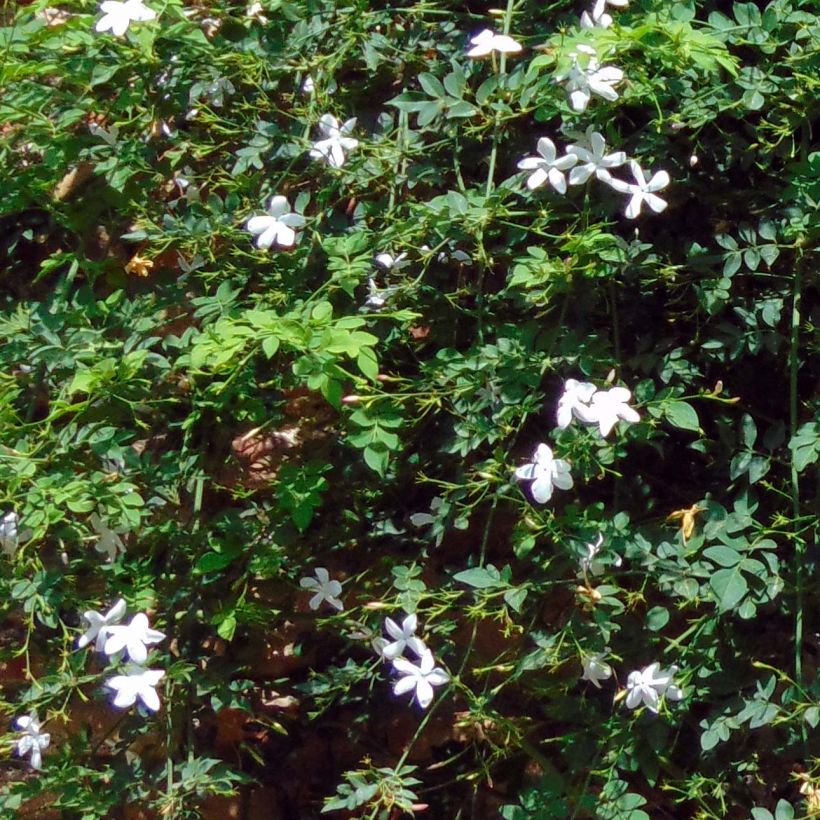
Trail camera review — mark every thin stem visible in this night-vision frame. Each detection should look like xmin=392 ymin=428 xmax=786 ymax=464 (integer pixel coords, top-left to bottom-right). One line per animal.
xmin=789 ymin=251 xmax=803 ymax=687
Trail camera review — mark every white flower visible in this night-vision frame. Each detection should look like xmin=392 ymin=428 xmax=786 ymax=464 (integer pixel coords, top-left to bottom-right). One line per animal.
xmin=246 ymin=1 xmax=268 ymax=23
xmin=558 ymin=46 xmax=624 ymax=112
xmin=392 ymin=648 xmax=449 ymax=709
xmin=517 ymin=138 xmax=577 ymax=194
xmin=580 ymin=534 xmax=622 ymax=577
xmin=374 ymin=251 xmax=409 ymax=273
xmin=15 ymin=712 xmax=50 ymax=770
xmin=246 ymin=196 xmax=306 ymax=250
xmin=514 ymin=443 xmax=573 ymax=504
xmin=103 ymin=612 xmax=166 ymax=663
xmin=608 ymin=161 xmax=670 ymax=219
xmin=556 ymin=378 xmax=597 ymax=429
xmin=625 ymin=662 xmax=684 ymax=712
xmin=581 ymin=653 xmax=613 ymax=688
xmin=89 ymin=513 xmax=126 ymax=562
xmin=107 ymin=667 xmax=165 ymax=712
xmin=580 ymin=8 xmax=612 ymax=28
xmin=466 ymin=29 xmax=523 ymax=58
xmin=78 ymin=598 xmax=127 ymax=651
xmin=309 ymin=114 xmax=358 ymax=168
xmin=581 ymin=0 xmax=628 ymax=28
xmin=95 ymin=0 xmax=156 ymax=37
xmin=567 ymin=129 xmax=627 ymax=186
xmin=365 ymin=278 xmax=396 ymax=310
xmin=300 ymin=567 xmax=344 ymax=611
xmin=301 ymin=75 xmax=315 ymax=94
xmin=382 ymin=613 xmax=427 ymax=661
xmin=1 ymin=511 xmax=20 ymax=557
xmin=575 ymin=386 xmax=640 ymax=437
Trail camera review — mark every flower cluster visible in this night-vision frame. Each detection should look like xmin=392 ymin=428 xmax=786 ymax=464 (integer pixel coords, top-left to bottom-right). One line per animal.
xmin=376 ymin=613 xmax=449 ymax=709
xmin=557 ymin=378 xmax=640 ymax=437
xmin=78 ymin=599 xmax=166 ymax=713
xmin=580 ymin=654 xmax=685 ymax=714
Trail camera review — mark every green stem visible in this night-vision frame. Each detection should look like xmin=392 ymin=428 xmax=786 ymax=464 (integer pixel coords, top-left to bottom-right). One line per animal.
xmin=789 ymin=251 xmax=803 ymax=687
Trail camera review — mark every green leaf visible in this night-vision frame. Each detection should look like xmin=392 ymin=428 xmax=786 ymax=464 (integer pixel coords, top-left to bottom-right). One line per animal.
xmin=703 ymin=546 xmax=742 ymax=567
xmin=453 ymin=566 xmax=504 ymax=589
xmin=710 ymin=566 xmax=748 ymax=611
xmin=418 ymin=72 xmax=445 ymax=98
xmin=664 ymin=400 xmax=700 ymax=432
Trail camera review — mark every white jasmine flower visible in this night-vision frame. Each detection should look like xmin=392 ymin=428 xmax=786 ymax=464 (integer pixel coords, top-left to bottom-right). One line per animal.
xmin=567 ymin=129 xmax=627 ymax=186
xmin=300 ymin=567 xmax=344 ymax=611
xmin=95 ymin=0 xmax=156 ymax=37
xmin=558 ymin=46 xmax=624 ymax=112
xmin=246 ymin=196 xmax=306 ymax=250
xmin=575 ymin=386 xmax=640 ymax=437
xmin=580 ymin=534 xmax=622 ymax=577
xmin=580 ymin=8 xmax=612 ymax=28
xmin=103 ymin=612 xmax=166 ymax=663
xmin=581 ymin=653 xmax=613 ymax=688
xmin=309 ymin=114 xmax=358 ymax=168
xmin=78 ymin=598 xmax=127 ymax=651
xmin=517 ymin=137 xmax=577 ymax=194
xmin=625 ymin=662 xmax=684 ymax=712
xmin=374 ymin=251 xmax=409 ymax=273
xmin=608 ymin=161 xmax=670 ymax=219
xmin=382 ymin=613 xmax=427 ymax=660
xmin=1 ymin=511 xmax=20 ymax=557
xmin=246 ymin=1 xmax=268 ymax=23
xmin=89 ymin=513 xmax=126 ymax=562
xmin=466 ymin=29 xmax=523 ymax=58
xmin=514 ymin=443 xmax=573 ymax=504
xmin=392 ymin=648 xmax=449 ymax=709
xmin=15 ymin=712 xmax=50 ymax=770
xmin=107 ymin=667 xmax=165 ymax=712
xmin=556 ymin=378 xmax=597 ymax=428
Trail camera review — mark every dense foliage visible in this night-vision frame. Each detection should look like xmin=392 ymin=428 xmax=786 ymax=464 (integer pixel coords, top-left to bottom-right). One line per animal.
xmin=0 ymin=0 xmax=818 ymax=816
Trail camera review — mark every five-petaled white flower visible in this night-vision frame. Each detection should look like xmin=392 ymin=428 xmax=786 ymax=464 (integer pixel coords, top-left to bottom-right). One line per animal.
xmin=625 ymin=662 xmax=684 ymax=712
xmin=558 ymin=46 xmax=624 ymax=112
xmin=89 ymin=513 xmax=126 ymax=562
xmin=1 ymin=511 xmax=20 ymax=557
xmin=95 ymin=0 xmax=156 ymax=37
xmin=382 ymin=613 xmax=427 ymax=661
xmin=556 ymin=378 xmax=597 ymax=429
xmin=517 ymin=137 xmax=577 ymax=194
xmin=309 ymin=114 xmax=358 ymax=168
xmin=374 ymin=252 xmax=409 ymax=273
xmin=15 ymin=712 xmax=50 ymax=770
xmin=300 ymin=567 xmax=344 ymax=611
xmin=567 ymin=128 xmax=627 ymax=186
xmin=581 ymin=653 xmax=613 ymax=688
xmin=246 ymin=196 xmax=306 ymax=250
xmin=575 ymin=386 xmax=641 ymax=437
xmin=78 ymin=598 xmax=127 ymax=652
xmin=392 ymin=648 xmax=449 ymax=709
xmin=466 ymin=29 xmax=523 ymax=58
xmin=514 ymin=443 xmax=573 ymax=504
xmin=103 ymin=612 xmax=166 ymax=663
xmin=107 ymin=667 xmax=166 ymax=712
xmin=608 ymin=161 xmax=670 ymax=218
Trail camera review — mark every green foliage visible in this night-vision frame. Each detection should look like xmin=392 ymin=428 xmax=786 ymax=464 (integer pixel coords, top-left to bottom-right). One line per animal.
xmin=0 ymin=0 xmax=817 ymax=816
